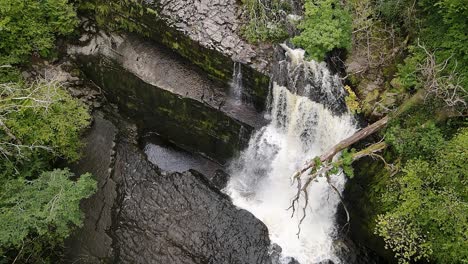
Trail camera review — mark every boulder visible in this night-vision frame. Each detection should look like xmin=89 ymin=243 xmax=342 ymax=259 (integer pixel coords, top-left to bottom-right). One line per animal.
xmin=112 ymin=142 xmax=272 ymax=264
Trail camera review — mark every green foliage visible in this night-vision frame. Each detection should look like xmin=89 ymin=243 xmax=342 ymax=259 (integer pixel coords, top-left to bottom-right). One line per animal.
xmin=0 ymin=78 xmax=94 ymax=262
xmin=389 ymin=0 xmax=468 ymax=91
xmin=0 ymin=66 xmax=22 ymax=84
xmin=376 ymin=128 xmax=468 ymax=263
xmin=393 ymin=47 xmax=426 ymax=91
xmin=78 ymin=0 xmax=147 ymax=34
xmin=344 ymin=85 xmax=361 ymax=114
xmin=385 ymin=121 xmax=445 ymax=161
xmin=5 ymin=82 xmax=91 ymax=161
xmin=0 ymin=0 xmax=78 ymax=65
xmin=376 ymin=213 xmax=433 ymax=263
xmin=0 ymin=80 xmax=91 ymax=181
xmin=421 ymin=0 xmax=468 ymax=67
xmin=292 ymin=0 xmax=352 ymax=60
xmin=240 ymin=0 xmax=289 ymax=43
xmin=0 ymin=0 xmax=96 ymax=262
xmin=345 ymin=0 xmax=467 ymax=261
xmin=341 ymin=148 xmax=356 ymax=178
xmin=0 ymin=169 xmax=96 ymax=263
xmin=375 ymin=0 xmax=417 ymax=28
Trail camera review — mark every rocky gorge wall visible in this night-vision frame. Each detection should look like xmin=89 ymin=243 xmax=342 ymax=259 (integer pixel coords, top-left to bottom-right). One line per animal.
xmin=80 ymin=55 xmax=251 ymax=163
xmin=69 ymin=32 xmax=268 ymax=163
xmin=64 ymin=0 xmax=398 ymax=262
xmin=126 ymin=0 xmax=272 ymax=110
xmin=64 ymin=109 xmax=272 ymax=263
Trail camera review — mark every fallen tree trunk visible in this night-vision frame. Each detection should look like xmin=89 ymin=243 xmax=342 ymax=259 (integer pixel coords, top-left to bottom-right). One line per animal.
xmin=292 ymin=142 xmax=388 ymax=199
xmin=290 ymin=141 xmax=389 ymax=235
xmin=292 ymin=115 xmax=389 ymax=180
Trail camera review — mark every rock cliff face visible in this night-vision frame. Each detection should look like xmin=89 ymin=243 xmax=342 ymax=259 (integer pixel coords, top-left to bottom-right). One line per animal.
xmin=65 ymin=112 xmax=117 ymax=263
xmin=144 ymin=0 xmax=261 ymax=67
xmin=96 ymin=0 xmax=272 ymax=106
xmin=69 ymin=33 xmax=265 ymax=163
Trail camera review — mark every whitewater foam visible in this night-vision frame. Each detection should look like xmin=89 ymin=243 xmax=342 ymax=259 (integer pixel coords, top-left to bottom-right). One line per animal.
xmin=226 ymin=49 xmax=357 ymax=263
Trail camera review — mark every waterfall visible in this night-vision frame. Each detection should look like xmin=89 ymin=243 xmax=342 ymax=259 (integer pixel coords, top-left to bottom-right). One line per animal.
xmin=225 ymin=46 xmax=357 ymax=263
xmin=230 ymin=62 xmax=243 ymax=104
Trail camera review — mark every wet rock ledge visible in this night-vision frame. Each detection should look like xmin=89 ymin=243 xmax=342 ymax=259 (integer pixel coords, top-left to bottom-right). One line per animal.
xmin=69 ymin=33 xmax=266 ymax=163
xmin=92 ymin=0 xmax=271 ymax=110
xmin=113 ymin=141 xmax=271 ymax=264
xmin=65 ymin=110 xmax=272 ymax=264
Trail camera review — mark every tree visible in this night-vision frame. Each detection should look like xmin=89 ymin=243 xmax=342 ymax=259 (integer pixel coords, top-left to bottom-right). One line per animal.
xmin=290 ymin=47 xmax=467 ymax=263
xmin=0 ymin=0 xmax=97 ymax=262
xmin=0 ymin=77 xmax=96 ymax=263
xmin=0 ymin=0 xmax=78 ymax=65
xmin=0 ymin=169 xmax=96 ymax=263
xmin=292 ymin=0 xmax=352 ymax=60
xmin=376 ymin=129 xmax=468 ymax=263
xmin=0 ymin=79 xmax=91 ymax=179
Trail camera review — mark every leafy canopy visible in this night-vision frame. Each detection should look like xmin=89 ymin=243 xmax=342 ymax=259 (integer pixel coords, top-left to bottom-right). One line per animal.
xmin=376 ymin=128 xmax=468 ymax=263
xmin=0 ymin=78 xmax=95 ymax=263
xmin=0 ymin=1 xmax=96 ymax=261
xmin=0 ymin=80 xmax=91 ymax=180
xmin=0 ymin=0 xmax=78 ymax=65
xmin=0 ymin=169 xmax=96 ymax=262
xmin=292 ymin=0 xmax=352 ymax=61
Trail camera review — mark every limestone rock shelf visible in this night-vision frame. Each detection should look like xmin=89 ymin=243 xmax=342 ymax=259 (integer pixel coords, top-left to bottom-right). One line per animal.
xmin=69 ymin=33 xmax=265 ymax=163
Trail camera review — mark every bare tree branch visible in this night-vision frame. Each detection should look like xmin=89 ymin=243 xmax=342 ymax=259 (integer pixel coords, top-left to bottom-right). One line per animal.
xmin=326 ymin=175 xmax=350 ymax=232
xmin=290 ymin=141 xmax=388 ymax=235
xmin=292 ymin=116 xmax=389 ymax=182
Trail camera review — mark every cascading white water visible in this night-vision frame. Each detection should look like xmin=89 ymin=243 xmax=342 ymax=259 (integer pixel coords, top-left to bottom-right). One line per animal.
xmin=230 ymin=62 xmax=243 ymax=104
xmin=226 ymin=47 xmax=357 ymax=264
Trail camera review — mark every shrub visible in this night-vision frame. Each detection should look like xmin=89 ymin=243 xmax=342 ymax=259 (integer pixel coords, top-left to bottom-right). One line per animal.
xmin=0 ymin=169 xmax=96 ymax=263
xmin=240 ymin=0 xmax=289 ymax=43
xmin=292 ymin=0 xmax=352 ymax=61
xmin=0 ymin=0 xmax=78 ymax=65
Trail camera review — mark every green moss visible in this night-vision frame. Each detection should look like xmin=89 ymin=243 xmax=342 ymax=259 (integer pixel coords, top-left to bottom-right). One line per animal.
xmin=79 ymin=55 xmax=252 ymax=163
xmin=120 ymin=1 xmax=270 ymax=111
xmin=146 ymin=7 xmax=158 ymax=16
xmin=171 ymin=42 xmax=180 ymax=50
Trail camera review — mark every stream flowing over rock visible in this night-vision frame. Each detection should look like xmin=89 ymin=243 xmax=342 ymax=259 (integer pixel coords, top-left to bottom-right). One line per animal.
xmin=64 ymin=3 xmax=388 ymax=260
xmin=226 ymin=46 xmax=358 ymax=263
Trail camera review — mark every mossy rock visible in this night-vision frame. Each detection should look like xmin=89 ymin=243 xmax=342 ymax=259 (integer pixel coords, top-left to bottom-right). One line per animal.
xmin=78 ymin=55 xmax=253 ymax=163
xmin=127 ymin=2 xmax=271 ymax=111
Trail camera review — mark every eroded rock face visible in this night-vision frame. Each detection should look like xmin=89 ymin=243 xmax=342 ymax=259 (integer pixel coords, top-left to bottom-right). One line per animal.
xmin=66 ymin=111 xmax=273 ymax=263
xmin=112 ymin=142 xmax=272 ymax=264
xmin=68 ymin=33 xmax=265 ymax=127
xmin=69 ymin=32 xmax=265 ymax=163
xmin=65 ymin=112 xmax=117 ymax=263
xmin=144 ymin=0 xmax=259 ymax=67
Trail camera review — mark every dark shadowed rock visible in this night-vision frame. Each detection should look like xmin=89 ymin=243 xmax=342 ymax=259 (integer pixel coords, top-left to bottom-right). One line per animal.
xmin=64 ymin=112 xmax=117 ymax=263
xmin=112 ymin=142 xmax=272 ymax=264
xmin=315 ymin=260 xmax=334 ymax=264
xmin=269 ymin=243 xmax=283 ymax=264
xmin=69 ymin=33 xmax=269 ymax=163
xmin=211 ymin=169 xmax=230 ymax=190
